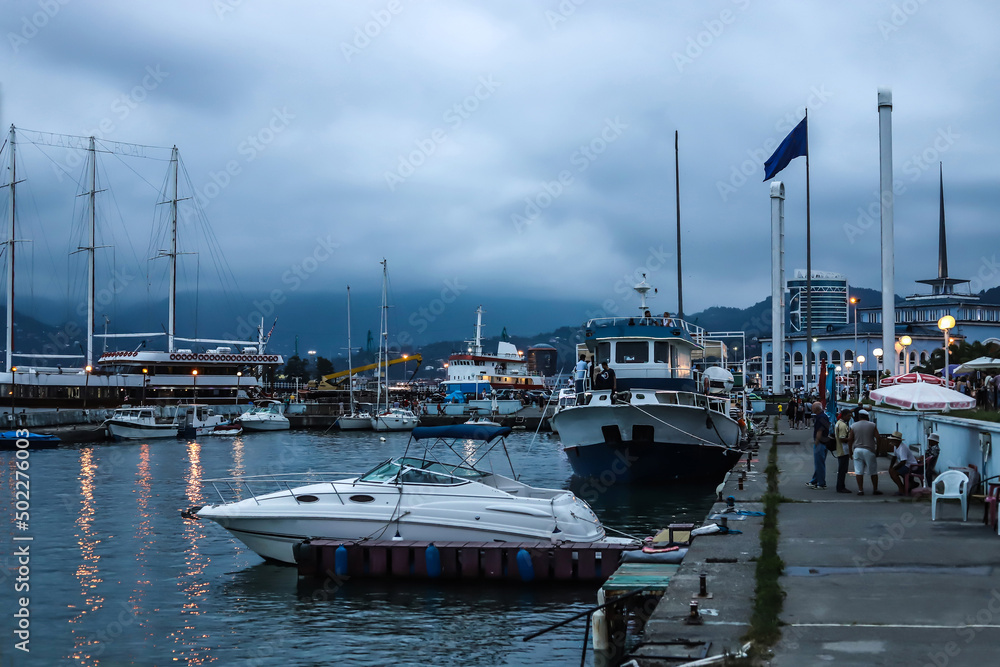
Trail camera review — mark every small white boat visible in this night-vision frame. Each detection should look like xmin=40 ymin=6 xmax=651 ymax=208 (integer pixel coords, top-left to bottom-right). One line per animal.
xmin=174 ymin=403 xmax=240 ymax=438
xmin=105 ymin=407 xmax=178 ymax=441
xmin=192 ymin=425 xmax=610 ymax=565
xmin=338 ymin=411 xmax=374 ymax=430
xmin=236 ymin=399 xmax=290 ymax=431
xmin=371 ymin=407 xmax=418 ymax=431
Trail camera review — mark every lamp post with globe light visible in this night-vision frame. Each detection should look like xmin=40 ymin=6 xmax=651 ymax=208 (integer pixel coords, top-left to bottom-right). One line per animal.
xmin=938 ymin=315 xmax=956 ymax=385
xmin=236 ymin=371 xmax=242 ymax=405
xmin=873 ymin=347 xmax=884 ymax=377
xmin=856 ymin=355 xmax=866 ymax=399
xmin=899 ymin=335 xmax=912 ymax=373
xmin=845 ymin=360 xmax=853 ymax=399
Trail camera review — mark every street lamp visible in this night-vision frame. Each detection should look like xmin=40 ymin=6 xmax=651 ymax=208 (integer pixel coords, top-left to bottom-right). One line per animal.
xmin=850 ymin=296 xmax=860 ymax=366
xmin=402 ymin=354 xmax=409 ymax=385
xmin=899 ymin=335 xmax=912 ymax=373
xmin=845 ymin=360 xmax=853 ymax=398
xmin=856 ymin=355 xmax=866 ymax=398
xmin=10 ymin=366 xmax=16 ymax=419
xmin=873 ymin=347 xmax=884 ymax=377
xmin=236 ymin=371 xmax=242 ymax=405
xmin=84 ymin=365 xmax=92 ymax=409
xmin=142 ymin=368 xmax=148 ymax=405
xmin=192 ymin=369 xmax=198 ymax=401
xmin=938 ymin=315 xmax=956 ymax=386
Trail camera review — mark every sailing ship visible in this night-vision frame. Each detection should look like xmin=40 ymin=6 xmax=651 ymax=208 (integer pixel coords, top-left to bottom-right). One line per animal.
xmin=0 ymin=126 xmax=282 ymax=407
xmin=370 ymin=260 xmax=417 ymax=432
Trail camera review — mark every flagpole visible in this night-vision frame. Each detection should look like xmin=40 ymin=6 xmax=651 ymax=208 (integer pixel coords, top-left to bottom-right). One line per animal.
xmin=804 ymin=108 xmax=812 ymax=392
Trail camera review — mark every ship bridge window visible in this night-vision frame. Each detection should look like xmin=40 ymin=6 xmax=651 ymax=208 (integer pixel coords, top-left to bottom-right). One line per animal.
xmin=616 ymin=342 xmax=649 ymax=364
xmin=596 ymin=342 xmax=611 ymax=365
xmin=654 ymin=342 xmax=670 ymax=363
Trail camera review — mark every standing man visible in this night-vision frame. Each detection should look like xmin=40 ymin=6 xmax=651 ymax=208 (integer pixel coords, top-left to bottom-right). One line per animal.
xmin=595 ymin=361 xmax=617 ymax=400
xmin=806 ymin=402 xmax=830 ymax=490
xmin=847 ymin=409 xmax=882 ymax=495
xmin=834 ymin=409 xmax=852 ymax=493
xmin=575 ymin=354 xmax=589 ymax=393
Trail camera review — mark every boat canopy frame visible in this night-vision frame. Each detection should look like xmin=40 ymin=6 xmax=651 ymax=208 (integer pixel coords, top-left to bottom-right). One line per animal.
xmin=401 ymin=424 xmax=518 ymax=482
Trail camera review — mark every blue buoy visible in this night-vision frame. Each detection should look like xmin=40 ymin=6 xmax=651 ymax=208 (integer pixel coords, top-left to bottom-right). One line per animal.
xmin=425 ymin=543 xmax=441 ymax=578
xmin=335 ymin=545 xmax=349 ymax=577
xmin=516 ymin=548 xmax=534 ymax=582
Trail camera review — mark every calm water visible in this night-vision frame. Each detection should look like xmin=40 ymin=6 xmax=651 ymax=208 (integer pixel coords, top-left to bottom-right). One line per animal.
xmin=1 ymin=429 xmax=717 ymax=666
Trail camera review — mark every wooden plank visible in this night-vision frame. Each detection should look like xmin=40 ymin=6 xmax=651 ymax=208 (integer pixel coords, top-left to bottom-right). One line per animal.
xmin=439 ymin=545 xmax=459 ymax=578
xmin=320 ymin=542 xmax=341 ymax=579
xmin=529 ymin=546 xmax=550 ymax=581
xmin=347 ymin=544 xmax=365 ymax=576
xmin=391 ymin=544 xmax=411 ymax=576
xmin=369 ymin=545 xmax=388 ymax=576
xmin=413 ymin=544 xmax=428 ymax=577
xmin=599 ymin=547 xmax=624 ymax=579
xmin=483 ymin=547 xmax=503 ymax=578
xmin=459 ymin=544 xmax=480 ymax=578
xmin=577 ymin=548 xmax=597 ymax=580
xmin=553 ymin=546 xmax=573 ymax=580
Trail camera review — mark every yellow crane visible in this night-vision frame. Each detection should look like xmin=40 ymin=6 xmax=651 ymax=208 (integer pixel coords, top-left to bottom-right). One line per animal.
xmin=311 ymin=353 xmax=423 ymax=391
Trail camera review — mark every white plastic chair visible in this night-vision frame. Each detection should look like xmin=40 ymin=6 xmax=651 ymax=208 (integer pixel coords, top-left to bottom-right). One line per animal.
xmin=931 ymin=470 xmax=969 ymax=521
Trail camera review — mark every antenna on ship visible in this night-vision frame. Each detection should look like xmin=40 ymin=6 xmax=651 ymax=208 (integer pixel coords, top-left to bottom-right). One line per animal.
xmin=634 ymin=274 xmax=653 ymax=312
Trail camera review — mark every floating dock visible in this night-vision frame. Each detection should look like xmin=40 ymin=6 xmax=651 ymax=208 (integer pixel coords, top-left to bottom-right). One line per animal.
xmin=295 ymin=539 xmax=635 ymax=582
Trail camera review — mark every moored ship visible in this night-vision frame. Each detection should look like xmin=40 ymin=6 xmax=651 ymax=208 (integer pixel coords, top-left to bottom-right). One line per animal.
xmin=552 ymin=277 xmax=744 ymax=483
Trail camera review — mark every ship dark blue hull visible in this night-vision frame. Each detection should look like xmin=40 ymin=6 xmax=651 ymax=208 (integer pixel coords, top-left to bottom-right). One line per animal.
xmin=563 ymin=440 xmax=743 ymax=484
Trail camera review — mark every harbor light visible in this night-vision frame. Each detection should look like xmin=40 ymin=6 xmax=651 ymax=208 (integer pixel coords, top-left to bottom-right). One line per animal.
xmin=938 ymin=315 xmax=956 ymax=384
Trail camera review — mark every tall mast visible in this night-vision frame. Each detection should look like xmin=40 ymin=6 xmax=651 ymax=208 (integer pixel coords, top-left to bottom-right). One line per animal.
xmin=86 ymin=136 xmax=96 ymax=368
xmin=5 ymin=126 xmax=15 ymax=372
xmin=377 ymin=259 xmax=388 ymax=411
xmin=346 ymin=285 xmax=354 ymax=408
xmin=674 ymin=130 xmax=684 ymax=318
xmin=168 ymin=146 xmax=178 ymax=353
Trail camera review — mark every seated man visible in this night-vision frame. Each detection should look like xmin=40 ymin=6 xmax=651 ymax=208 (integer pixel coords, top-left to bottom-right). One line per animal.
xmin=887 ymin=431 xmax=920 ymax=495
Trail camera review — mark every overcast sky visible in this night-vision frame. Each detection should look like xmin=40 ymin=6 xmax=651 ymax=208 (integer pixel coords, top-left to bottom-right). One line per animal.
xmin=3 ymin=0 xmax=1000 ymax=338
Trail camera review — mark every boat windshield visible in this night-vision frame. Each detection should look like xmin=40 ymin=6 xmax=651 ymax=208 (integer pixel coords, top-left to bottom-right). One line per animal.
xmin=358 ymin=457 xmax=487 ymax=484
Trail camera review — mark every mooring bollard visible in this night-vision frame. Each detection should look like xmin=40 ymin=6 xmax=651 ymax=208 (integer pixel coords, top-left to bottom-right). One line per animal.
xmin=699 ymin=572 xmax=708 ymax=597
xmin=686 ymin=600 xmax=703 ymax=624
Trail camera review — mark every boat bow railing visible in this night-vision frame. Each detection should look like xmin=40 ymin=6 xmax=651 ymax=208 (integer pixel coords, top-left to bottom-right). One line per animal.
xmin=203 ymin=471 xmax=359 ymax=506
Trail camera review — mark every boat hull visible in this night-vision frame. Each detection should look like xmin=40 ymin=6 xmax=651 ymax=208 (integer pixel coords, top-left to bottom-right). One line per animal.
xmin=371 ymin=415 xmax=417 ymax=431
xmin=337 ymin=415 xmax=373 ymax=431
xmin=238 ymin=417 xmax=290 ymax=431
xmin=106 ymin=421 xmax=179 ymax=441
xmin=553 ymin=401 xmax=743 ymax=483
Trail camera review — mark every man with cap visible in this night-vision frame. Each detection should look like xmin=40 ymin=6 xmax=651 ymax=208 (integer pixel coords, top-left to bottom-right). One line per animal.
xmin=847 ymin=409 xmax=882 ymax=495
xmin=888 ymin=431 xmax=920 ymax=495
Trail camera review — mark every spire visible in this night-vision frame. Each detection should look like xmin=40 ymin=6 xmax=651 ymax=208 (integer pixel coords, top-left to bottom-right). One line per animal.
xmin=938 ymin=162 xmax=948 ymax=280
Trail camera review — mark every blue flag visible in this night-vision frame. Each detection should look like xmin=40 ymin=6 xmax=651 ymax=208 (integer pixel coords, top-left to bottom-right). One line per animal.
xmin=763 ymin=117 xmax=808 ymax=181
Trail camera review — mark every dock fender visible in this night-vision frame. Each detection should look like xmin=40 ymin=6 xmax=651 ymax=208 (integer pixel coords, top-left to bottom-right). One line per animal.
xmin=516 ymin=548 xmax=534 ymax=582
xmin=425 ymin=543 xmax=441 ymax=578
xmin=334 ymin=545 xmax=349 ymax=576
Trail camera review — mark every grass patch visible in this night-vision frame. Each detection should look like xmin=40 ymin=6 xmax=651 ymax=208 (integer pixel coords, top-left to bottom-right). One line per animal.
xmin=744 ymin=431 xmax=786 ymax=652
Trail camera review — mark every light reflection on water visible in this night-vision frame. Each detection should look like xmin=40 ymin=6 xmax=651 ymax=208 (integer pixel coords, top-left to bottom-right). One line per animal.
xmin=1 ymin=430 xmax=717 ymax=666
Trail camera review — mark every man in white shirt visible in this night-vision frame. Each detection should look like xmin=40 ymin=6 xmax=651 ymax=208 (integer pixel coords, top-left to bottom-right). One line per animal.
xmin=888 ymin=431 xmax=919 ymax=495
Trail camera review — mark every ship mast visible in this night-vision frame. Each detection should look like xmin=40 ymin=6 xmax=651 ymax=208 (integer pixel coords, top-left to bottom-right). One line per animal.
xmin=473 ymin=306 xmax=484 ymax=356
xmin=5 ymin=126 xmax=15 ymax=372
xmin=347 ymin=285 xmax=354 ymax=409
xmin=86 ymin=136 xmax=97 ymax=367
xmin=168 ymin=146 xmax=178 ymax=353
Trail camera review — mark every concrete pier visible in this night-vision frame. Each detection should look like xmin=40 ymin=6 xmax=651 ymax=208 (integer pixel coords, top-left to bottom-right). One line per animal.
xmin=633 ymin=413 xmax=1000 ymax=665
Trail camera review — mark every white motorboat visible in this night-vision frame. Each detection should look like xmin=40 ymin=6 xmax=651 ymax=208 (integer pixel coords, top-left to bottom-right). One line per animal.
xmin=552 ymin=276 xmax=744 ymax=483
xmin=236 ymin=399 xmax=290 ymax=431
xmin=191 ymin=424 xmax=609 ymax=565
xmin=337 ymin=412 xmax=374 ymax=430
xmin=173 ymin=403 xmax=240 ymax=438
xmin=369 ymin=260 xmax=417 ymax=432
xmin=105 ymin=407 xmax=178 ymax=441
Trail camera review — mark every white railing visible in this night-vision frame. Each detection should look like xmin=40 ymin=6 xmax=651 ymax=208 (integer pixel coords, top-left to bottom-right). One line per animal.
xmin=203 ymin=471 xmax=360 ymax=506
xmin=586 ymin=317 xmax=706 ymax=341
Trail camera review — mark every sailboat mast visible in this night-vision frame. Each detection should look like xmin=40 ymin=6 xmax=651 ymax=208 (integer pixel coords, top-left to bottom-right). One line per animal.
xmin=377 ymin=259 xmax=388 ymax=411
xmin=86 ymin=136 xmax=96 ymax=368
xmin=5 ymin=126 xmax=15 ymax=372
xmin=347 ymin=285 xmax=354 ymax=408
xmin=675 ymin=130 xmax=684 ymax=319
xmin=168 ymin=146 xmax=178 ymax=353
